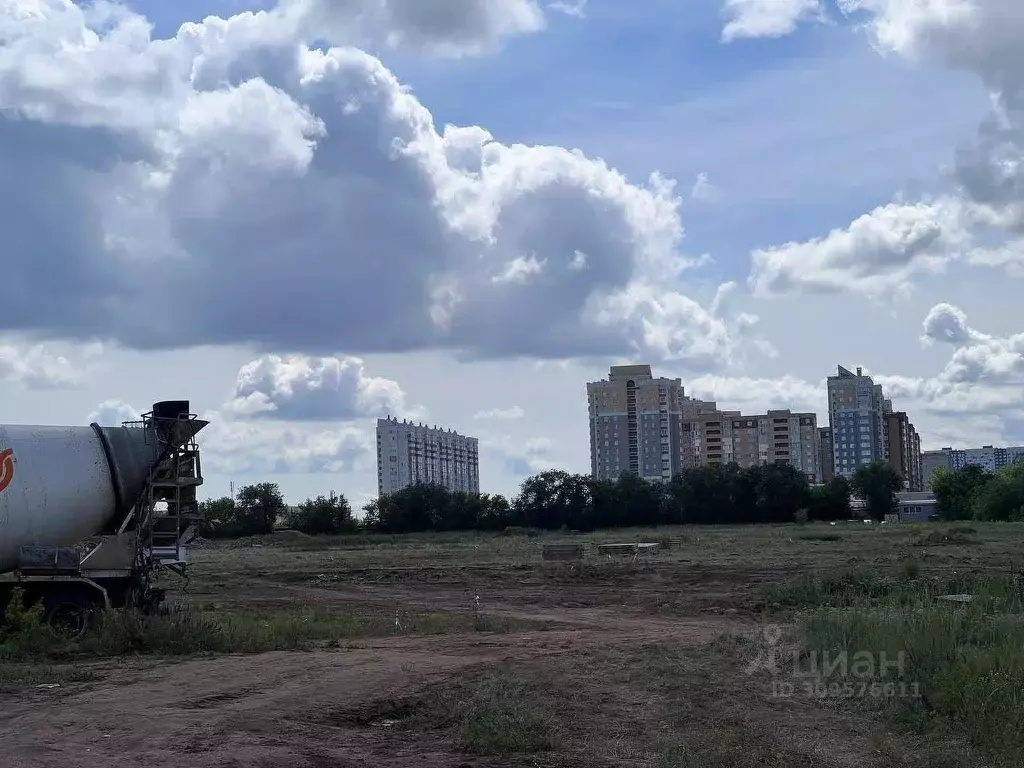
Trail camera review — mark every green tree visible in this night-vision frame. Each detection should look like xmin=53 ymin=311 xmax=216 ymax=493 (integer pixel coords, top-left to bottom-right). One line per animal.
xmin=850 ymin=461 xmax=903 ymax=521
xmin=235 ymin=482 xmax=286 ymax=535
xmin=285 ymin=491 xmax=357 ymax=535
xmin=972 ymin=463 xmax=1024 ymax=521
xmin=931 ymin=466 xmax=992 ymax=521
xmin=754 ymin=463 xmax=811 ymax=523
xmin=513 ymin=470 xmax=592 ymax=530
xmin=807 ymin=476 xmax=852 ymax=521
xmin=197 ymin=496 xmax=240 ymax=538
xmin=474 ymin=493 xmax=514 ymax=530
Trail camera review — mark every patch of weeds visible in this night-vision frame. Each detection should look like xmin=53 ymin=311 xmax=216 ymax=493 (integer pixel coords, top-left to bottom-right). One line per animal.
xmin=869 ymin=728 xmax=983 ymax=768
xmin=763 ymin=569 xmax=899 ymax=608
xmin=661 ymin=728 xmax=799 ymax=768
xmin=81 ymin=604 xmax=225 ymax=656
xmin=456 ymin=669 xmax=555 ymax=756
xmin=0 ymin=663 xmax=99 ymax=691
xmin=0 ymin=589 xmax=99 ymax=691
xmin=801 ymin=574 xmax=1024 ymax=766
xmin=797 ymin=533 xmax=842 ymax=542
xmin=540 ymin=560 xmax=652 ymax=582
xmin=763 ymin=568 xmax=1015 ymax=611
xmin=949 ymin=526 xmax=978 ymax=535
xmin=913 ymin=531 xmax=978 ymax=547
xmin=4 ymin=596 xmax=534 ymax=663
xmin=901 ymin=558 xmax=922 ymax=581
xmin=0 ymin=588 xmax=61 ymax=661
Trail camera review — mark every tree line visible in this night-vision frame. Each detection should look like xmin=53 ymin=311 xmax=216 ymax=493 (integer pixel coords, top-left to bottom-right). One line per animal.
xmin=931 ymin=462 xmax=1024 ymax=521
xmin=197 ymin=461 xmax=913 ymax=539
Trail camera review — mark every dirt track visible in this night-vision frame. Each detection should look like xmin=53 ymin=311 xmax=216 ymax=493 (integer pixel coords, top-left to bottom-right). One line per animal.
xmin=0 ymin=616 xmax=739 ymax=768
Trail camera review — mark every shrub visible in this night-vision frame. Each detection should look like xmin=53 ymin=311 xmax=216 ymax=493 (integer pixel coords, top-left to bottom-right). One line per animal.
xmin=0 ymin=589 xmax=59 ymax=660
xmin=456 ymin=670 xmax=554 ymax=755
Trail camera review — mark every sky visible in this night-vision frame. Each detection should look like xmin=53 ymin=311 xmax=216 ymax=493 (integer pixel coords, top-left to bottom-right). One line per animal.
xmin=3 ymin=0 xmax=1024 ymax=507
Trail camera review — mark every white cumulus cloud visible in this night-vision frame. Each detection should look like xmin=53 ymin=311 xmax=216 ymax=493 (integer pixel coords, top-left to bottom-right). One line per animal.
xmin=0 ymin=342 xmax=80 ymax=389
xmin=87 ymin=400 xmax=141 ymax=426
xmin=0 ymin=0 xmax=737 ymax=369
xmin=474 ymin=406 xmax=525 ymax=421
xmin=225 ymin=354 xmax=424 ymax=421
xmin=748 ymin=199 xmax=970 ymax=297
xmin=722 ymin=0 xmax=825 ymax=42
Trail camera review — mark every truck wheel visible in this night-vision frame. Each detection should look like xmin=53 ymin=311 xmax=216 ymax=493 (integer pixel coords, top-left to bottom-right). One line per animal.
xmin=43 ymin=592 xmax=95 ymax=641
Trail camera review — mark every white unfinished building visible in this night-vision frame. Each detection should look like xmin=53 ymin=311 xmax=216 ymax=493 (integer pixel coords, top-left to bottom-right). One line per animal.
xmin=376 ymin=417 xmax=480 ymax=496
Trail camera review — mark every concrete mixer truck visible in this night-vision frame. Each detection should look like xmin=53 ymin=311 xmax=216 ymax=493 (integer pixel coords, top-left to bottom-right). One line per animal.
xmin=0 ymin=401 xmax=207 ymax=638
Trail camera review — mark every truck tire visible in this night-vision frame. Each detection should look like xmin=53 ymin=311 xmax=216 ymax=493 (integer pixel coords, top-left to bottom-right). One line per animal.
xmin=42 ymin=590 xmax=96 ymax=641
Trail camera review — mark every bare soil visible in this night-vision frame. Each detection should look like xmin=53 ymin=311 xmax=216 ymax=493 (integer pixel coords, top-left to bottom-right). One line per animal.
xmin=1 ymin=524 xmax=1012 ymax=767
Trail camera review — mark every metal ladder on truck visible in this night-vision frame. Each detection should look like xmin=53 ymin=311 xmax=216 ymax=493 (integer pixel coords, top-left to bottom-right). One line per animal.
xmin=136 ymin=411 xmax=205 ymax=575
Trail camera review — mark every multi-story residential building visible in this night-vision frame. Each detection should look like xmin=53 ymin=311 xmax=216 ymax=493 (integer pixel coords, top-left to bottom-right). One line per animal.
xmin=827 ymin=365 xmax=888 ymax=478
xmin=691 ymin=409 xmax=821 ymax=482
xmin=689 ymin=409 xmax=740 ymax=467
xmin=921 ymin=449 xmax=952 ymax=489
xmin=587 ymin=365 xmax=687 ymax=482
xmin=818 ymin=426 xmax=835 ymax=483
xmin=923 ymin=445 xmax=1024 ymax=482
xmin=910 ymin=428 xmax=922 ymax=490
xmin=680 ymin=397 xmax=718 ymax=468
xmin=884 ymin=412 xmax=924 ymax=491
xmin=376 ymin=417 xmax=479 ymax=496
xmin=921 ymin=444 xmax=1024 ymax=488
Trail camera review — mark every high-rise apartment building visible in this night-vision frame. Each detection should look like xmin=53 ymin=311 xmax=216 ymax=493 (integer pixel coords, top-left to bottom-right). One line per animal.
xmin=911 ymin=428 xmax=922 ymax=490
xmin=818 ymin=427 xmax=834 ymax=483
xmin=680 ymin=397 xmax=718 ymax=468
xmin=827 ymin=365 xmax=888 ymax=478
xmin=587 ymin=365 xmax=686 ymax=482
xmin=689 ymin=408 xmax=741 ymax=466
xmin=691 ymin=409 xmax=821 ymax=482
xmin=376 ymin=417 xmax=479 ymax=496
xmin=884 ymin=412 xmax=923 ymax=490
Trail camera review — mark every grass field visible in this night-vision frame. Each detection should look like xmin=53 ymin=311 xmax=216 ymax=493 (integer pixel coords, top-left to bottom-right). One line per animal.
xmin=2 ymin=521 xmax=1022 ymax=767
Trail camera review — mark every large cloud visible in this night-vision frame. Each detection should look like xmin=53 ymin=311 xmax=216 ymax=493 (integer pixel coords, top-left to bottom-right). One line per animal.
xmin=748 ymin=199 xmax=970 ymax=296
xmin=89 ymin=400 xmax=372 ymax=474
xmin=685 ymin=374 xmax=825 ymax=415
xmin=920 ymin=302 xmax=980 ymax=346
xmin=0 ymin=1 xmax=739 ymax=367
xmin=871 ymin=303 xmax=1024 ymax=421
xmin=201 ymin=416 xmax=372 ymax=475
xmin=0 ymin=340 xmax=84 ymax=388
xmin=279 ymin=0 xmax=547 ymax=56
xmin=225 ymin=354 xmax=423 ymax=420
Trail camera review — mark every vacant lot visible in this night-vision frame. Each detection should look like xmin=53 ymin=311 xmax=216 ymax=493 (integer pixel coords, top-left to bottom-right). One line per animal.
xmin=1 ymin=522 xmax=1022 ymax=767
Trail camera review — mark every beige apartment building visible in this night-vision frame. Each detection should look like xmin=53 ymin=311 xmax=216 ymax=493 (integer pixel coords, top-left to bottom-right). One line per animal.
xmin=588 ymin=364 xmax=823 ymax=483
xmin=587 ymin=365 xmax=687 ymax=482
xmin=690 ymin=409 xmax=822 ymax=482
